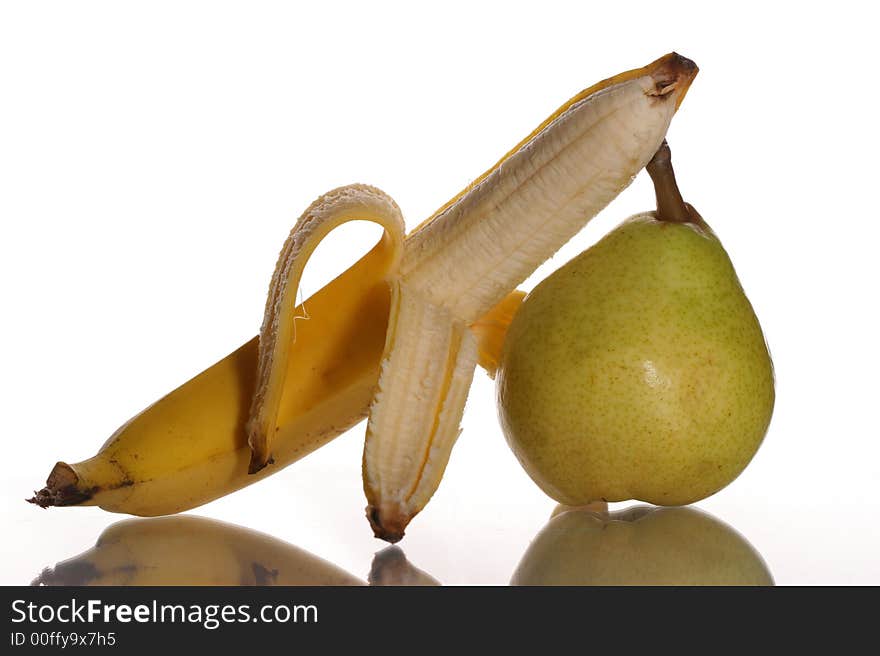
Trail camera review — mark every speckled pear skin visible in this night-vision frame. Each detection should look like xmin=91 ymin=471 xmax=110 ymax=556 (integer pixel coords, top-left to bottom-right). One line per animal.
xmin=510 ymin=506 xmax=774 ymax=586
xmin=497 ymin=213 xmax=774 ymax=506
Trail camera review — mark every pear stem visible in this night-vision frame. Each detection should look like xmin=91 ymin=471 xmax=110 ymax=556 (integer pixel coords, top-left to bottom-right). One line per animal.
xmin=646 ymin=140 xmax=692 ymax=224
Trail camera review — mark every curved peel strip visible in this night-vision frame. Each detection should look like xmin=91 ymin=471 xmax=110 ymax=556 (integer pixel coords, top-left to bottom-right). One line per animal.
xmin=247 ymin=184 xmax=405 ymax=473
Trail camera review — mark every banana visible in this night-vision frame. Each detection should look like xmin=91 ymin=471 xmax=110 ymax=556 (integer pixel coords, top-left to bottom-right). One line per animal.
xmin=33 ymin=515 xmax=363 ymax=586
xmin=362 ymin=53 xmax=697 ymax=541
xmin=31 ymin=53 xmax=697 ymax=542
xmin=29 ymin=208 xmax=522 ymax=517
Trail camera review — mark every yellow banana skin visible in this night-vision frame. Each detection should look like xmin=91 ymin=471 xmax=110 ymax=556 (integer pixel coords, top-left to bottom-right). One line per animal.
xmin=30 ymin=232 xmax=392 ymax=515
xmin=470 ymin=290 xmax=527 ymax=379
xmin=30 ymin=277 xmax=522 ymax=516
xmin=245 ymin=185 xmax=406 ymax=474
xmin=33 ymin=515 xmax=364 ymax=586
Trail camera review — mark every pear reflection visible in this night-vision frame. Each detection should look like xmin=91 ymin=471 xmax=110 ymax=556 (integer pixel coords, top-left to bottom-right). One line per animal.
xmin=33 ymin=515 xmax=364 ymax=586
xmin=369 ymin=546 xmax=441 ymax=586
xmin=511 ymin=505 xmax=773 ymax=586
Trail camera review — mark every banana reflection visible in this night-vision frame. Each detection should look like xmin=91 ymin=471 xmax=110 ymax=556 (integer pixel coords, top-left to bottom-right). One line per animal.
xmin=33 ymin=515 xmax=364 ymax=586
xmin=369 ymin=546 xmax=441 ymax=586
xmin=511 ymin=505 xmax=773 ymax=586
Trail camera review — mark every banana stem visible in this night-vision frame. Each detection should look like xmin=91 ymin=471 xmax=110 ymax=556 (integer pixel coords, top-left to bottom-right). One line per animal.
xmin=646 ymin=140 xmax=692 ymax=224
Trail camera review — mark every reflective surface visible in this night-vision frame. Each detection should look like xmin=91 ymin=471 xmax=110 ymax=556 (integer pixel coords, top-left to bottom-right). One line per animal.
xmin=32 ymin=516 xmax=436 ymax=587
xmin=32 ymin=507 xmax=773 ymax=587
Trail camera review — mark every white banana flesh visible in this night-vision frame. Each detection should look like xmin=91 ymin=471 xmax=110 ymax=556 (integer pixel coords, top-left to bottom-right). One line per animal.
xmin=402 ymin=54 xmax=696 ymax=322
xmin=363 ymin=286 xmax=479 ymax=540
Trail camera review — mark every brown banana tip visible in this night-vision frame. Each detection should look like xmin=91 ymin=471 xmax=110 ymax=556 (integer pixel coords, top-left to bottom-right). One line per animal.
xmin=247 ymin=453 xmax=274 ymax=475
xmin=648 ymin=52 xmax=699 ymax=108
xmin=27 ymin=491 xmax=51 ymax=508
xmin=366 ymin=505 xmax=406 ymax=544
xmin=27 ymin=462 xmax=92 ymax=508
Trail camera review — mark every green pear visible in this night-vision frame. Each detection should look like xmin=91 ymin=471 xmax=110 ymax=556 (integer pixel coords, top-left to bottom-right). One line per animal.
xmin=497 ymin=141 xmax=774 ymax=506
xmin=510 ymin=505 xmax=774 ymax=586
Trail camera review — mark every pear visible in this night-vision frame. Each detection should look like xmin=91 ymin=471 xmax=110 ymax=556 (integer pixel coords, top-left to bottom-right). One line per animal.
xmin=510 ymin=505 xmax=774 ymax=586
xmin=497 ymin=141 xmax=774 ymax=506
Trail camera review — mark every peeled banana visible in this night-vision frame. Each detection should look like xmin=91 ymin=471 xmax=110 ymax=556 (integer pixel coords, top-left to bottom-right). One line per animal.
xmin=363 ymin=52 xmax=697 ymax=540
xmin=32 ymin=53 xmax=698 ymax=544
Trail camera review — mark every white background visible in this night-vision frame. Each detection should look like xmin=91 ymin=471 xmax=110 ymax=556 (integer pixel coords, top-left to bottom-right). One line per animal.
xmin=1 ymin=1 xmax=878 ymax=585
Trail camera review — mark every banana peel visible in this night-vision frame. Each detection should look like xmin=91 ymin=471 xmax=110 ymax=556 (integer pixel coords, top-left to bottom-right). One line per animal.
xmin=31 ymin=53 xmax=698 ymax=543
